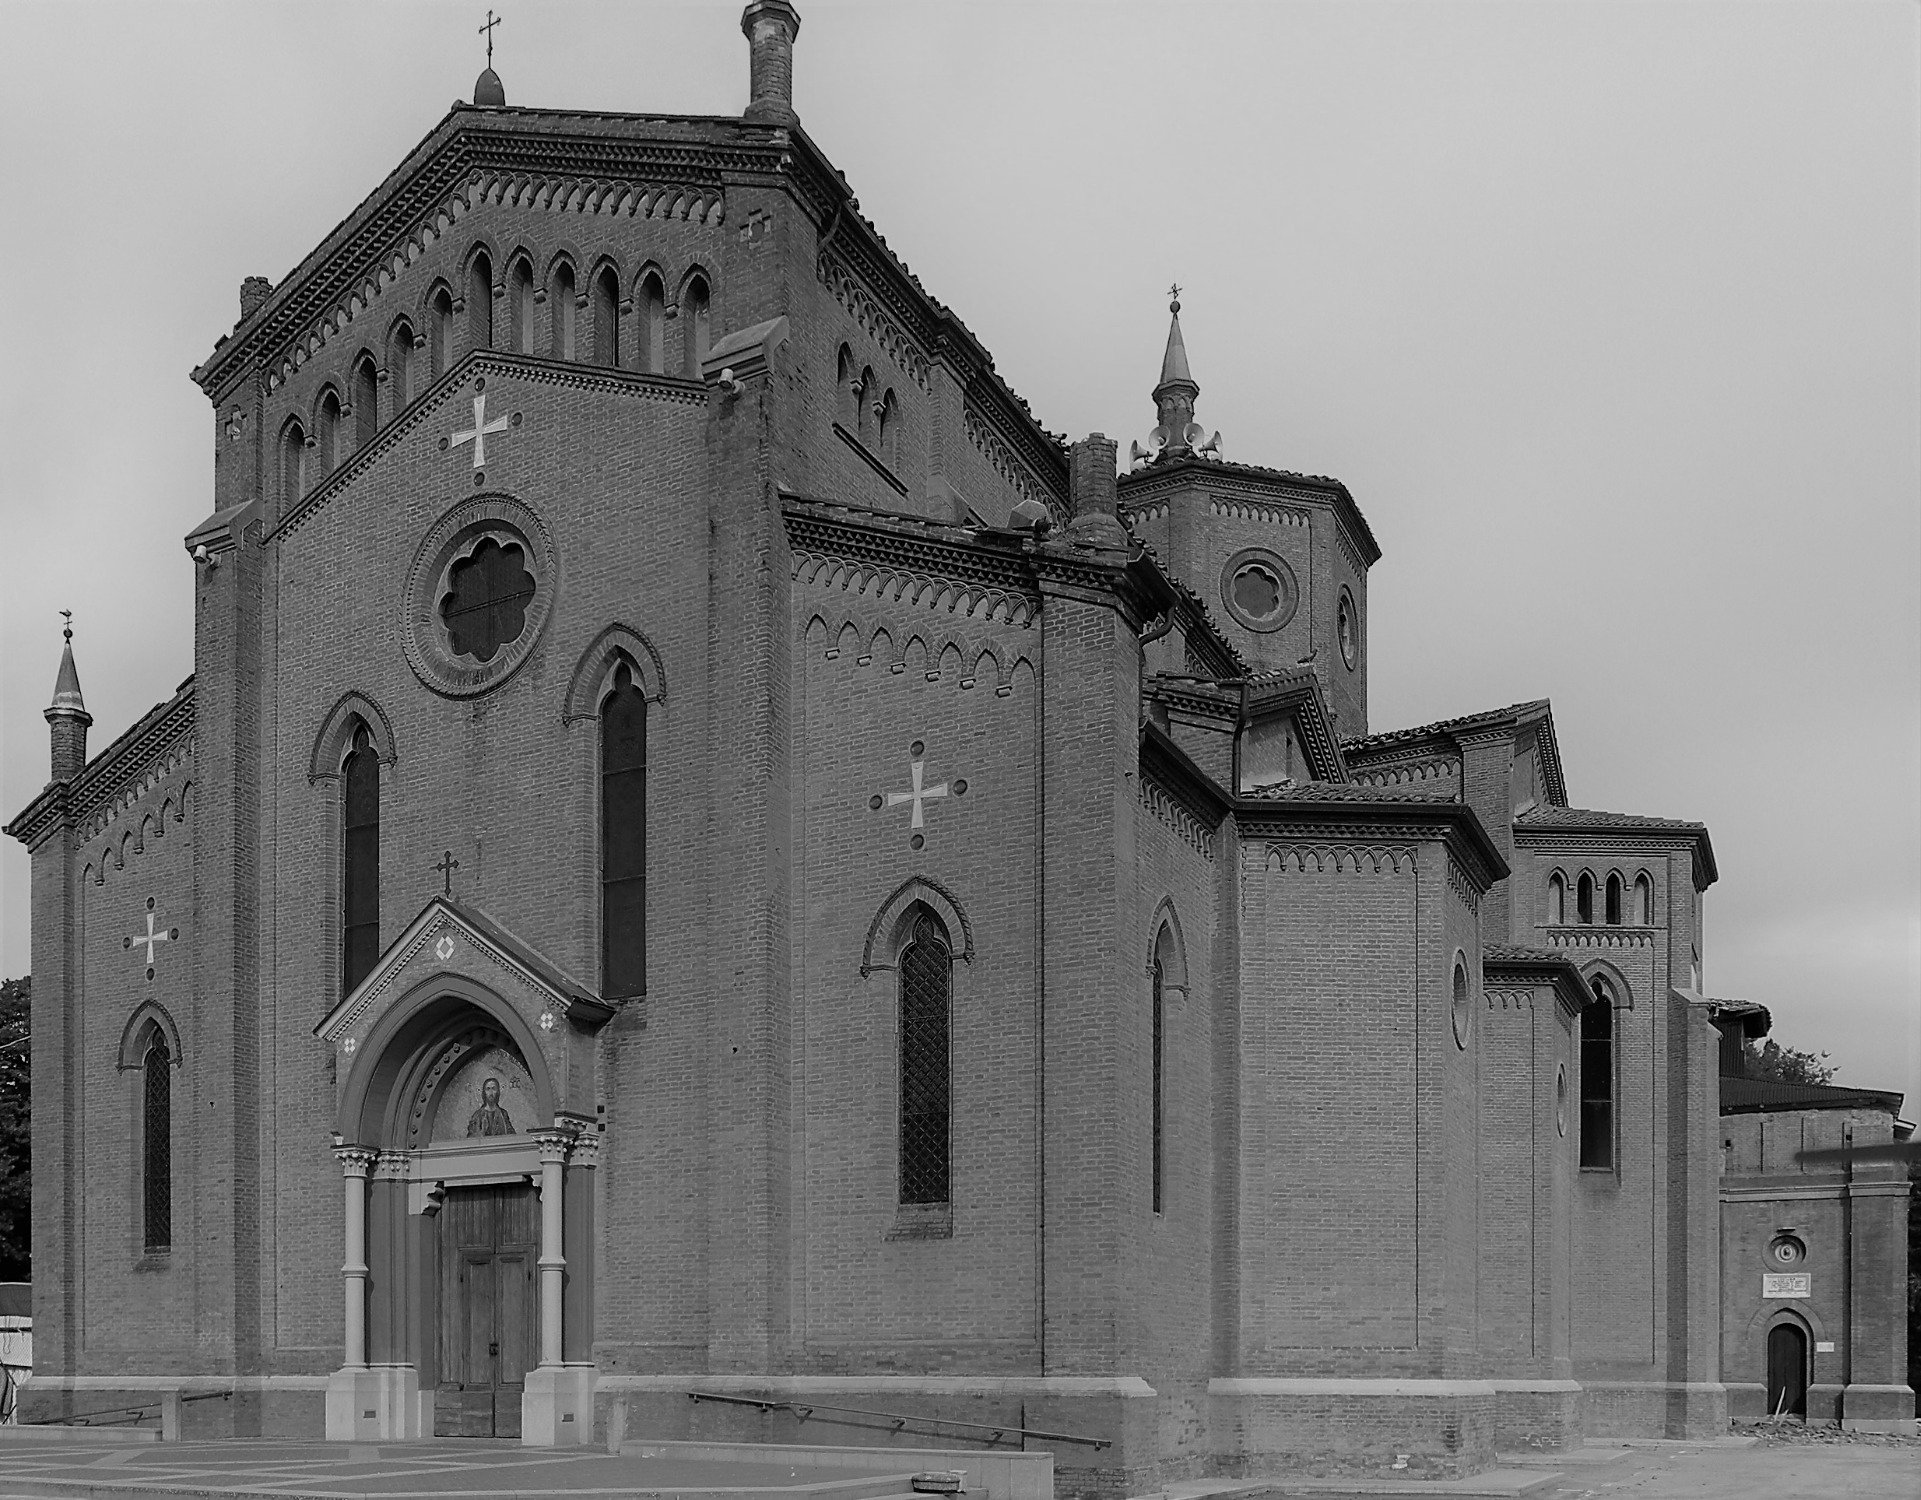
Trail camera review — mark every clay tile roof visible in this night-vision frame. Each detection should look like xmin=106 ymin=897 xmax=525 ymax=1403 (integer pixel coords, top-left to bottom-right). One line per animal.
xmin=1721 ymin=1076 xmax=1904 ymax=1116
xmin=1483 ymin=943 xmax=1576 ymax=963
xmin=1514 ymin=805 xmax=1706 ymax=832
xmin=1344 ymin=700 xmax=1551 ymax=752
xmin=1239 ymin=780 xmax=1457 ymax=804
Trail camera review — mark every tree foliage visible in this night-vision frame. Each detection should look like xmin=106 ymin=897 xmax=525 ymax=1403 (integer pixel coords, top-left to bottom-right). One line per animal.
xmin=0 ymin=975 xmax=26 ymax=1281
xmin=1743 ymin=1036 xmax=1837 ymax=1087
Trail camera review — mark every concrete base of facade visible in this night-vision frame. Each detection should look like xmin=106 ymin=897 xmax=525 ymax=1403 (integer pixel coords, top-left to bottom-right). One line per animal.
xmin=1840 ymin=1383 xmax=1916 ymax=1431
xmin=610 ymin=1439 xmax=1054 ymax=1500
xmin=521 ymin=1364 xmax=597 ymax=1446
xmin=19 ymin=1375 xmax=330 ymax=1439
xmin=324 ymin=1364 xmax=428 ymax=1441
xmin=1579 ymin=1381 xmax=1727 ymax=1439
xmin=1488 ymin=1381 xmax=1584 ymax=1452
xmin=1207 ymin=1378 xmax=1498 ymax=1480
xmin=596 ymin=1375 xmax=1156 ymax=1500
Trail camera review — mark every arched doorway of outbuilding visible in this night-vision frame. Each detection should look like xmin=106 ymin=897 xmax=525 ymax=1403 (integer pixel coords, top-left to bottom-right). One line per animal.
xmin=1766 ymin=1317 xmax=1809 ymax=1419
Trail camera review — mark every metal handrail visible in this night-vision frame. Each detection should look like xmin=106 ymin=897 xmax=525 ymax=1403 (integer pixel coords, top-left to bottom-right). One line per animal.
xmin=27 ymin=1390 xmax=232 ymax=1427
xmin=687 ymin=1389 xmax=1110 ymax=1450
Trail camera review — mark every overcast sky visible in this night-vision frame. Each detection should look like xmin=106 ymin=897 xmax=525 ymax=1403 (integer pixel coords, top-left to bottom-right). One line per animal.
xmin=2 ymin=1 xmax=1916 ymax=1110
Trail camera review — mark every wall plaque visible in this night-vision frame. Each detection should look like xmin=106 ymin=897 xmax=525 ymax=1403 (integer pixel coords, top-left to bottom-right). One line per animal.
xmin=1762 ymin=1272 xmax=1811 ymax=1299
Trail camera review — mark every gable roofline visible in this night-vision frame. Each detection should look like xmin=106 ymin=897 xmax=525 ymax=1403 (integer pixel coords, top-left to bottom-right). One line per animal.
xmin=313 ymin=895 xmax=612 ymax=1045
xmin=1343 ymin=698 xmax=1568 ymax=808
xmin=1118 ymin=455 xmax=1382 ymax=569
xmin=7 ymin=678 xmax=196 ymax=852
xmin=190 ymin=107 xmax=1071 ymax=514
xmin=1720 ymin=1075 xmax=1905 ymax=1118
xmin=1515 ymin=805 xmax=1718 ymax=888
xmin=1483 ymin=943 xmax=1595 ymax=1017
xmin=1235 ymin=781 xmax=1509 ymax=890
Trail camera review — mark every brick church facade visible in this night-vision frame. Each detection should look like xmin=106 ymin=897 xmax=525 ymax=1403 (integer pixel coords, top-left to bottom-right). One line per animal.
xmin=10 ymin=4 xmax=1909 ymax=1486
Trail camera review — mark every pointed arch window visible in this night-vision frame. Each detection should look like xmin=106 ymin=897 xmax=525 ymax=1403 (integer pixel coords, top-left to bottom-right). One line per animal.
xmin=1547 ymin=871 xmax=1566 ymax=925
xmin=878 ymin=388 xmax=899 ymax=467
xmin=1151 ymin=926 xmax=1170 ymax=1214
xmin=682 ymin=275 xmax=711 ymax=378
xmin=509 ymin=257 xmax=536 ymax=354
xmin=430 ymin=287 xmax=454 ymax=377
xmin=467 ymin=251 xmax=494 ymax=350
xmin=387 ymin=320 xmax=415 ymax=410
xmin=857 ymin=365 xmax=877 ymax=445
xmin=592 ymin=266 xmax=621 ymax=368
xmin=639 ymin=273 xmax=666 ymax=373
xmin=1605 ymin=872 xmax=1623 ymax=926
xmin=315 ymin=389 xmax=343 ymax=474
xmin=141 ymin=1026 xmax=172 ymax=1252
xmin=837 ymin=346 xmax=858 ymax=428
xmin=1580 ymin=980 xmax=1616 ymax=1170
xmin=342 ymin=723 xmax=380 ymax=995
xmin=898 ymin=912 xmax=952 ymax=1206
xmin=280 ymin=420 xmax=306 ymax=506
xmin=550 ymin=264 xmax=576 ymax=361
xmin=1632 ymin=873 xmax=1652 ymax=926
xmin=352 ymin=355 xmax=379 ymax=450
xmin=601 ymin=663 xmax=647 ymax=1000
xmin=1576 ymin=871 xmax=1595 ymax=925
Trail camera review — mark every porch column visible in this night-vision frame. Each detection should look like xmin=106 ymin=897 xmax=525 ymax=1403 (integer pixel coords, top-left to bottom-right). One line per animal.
xmin=534 ymin=1129 xmax=570 ymax=1367
xmin=338 ymin=1146 xmax=377 ymax=1367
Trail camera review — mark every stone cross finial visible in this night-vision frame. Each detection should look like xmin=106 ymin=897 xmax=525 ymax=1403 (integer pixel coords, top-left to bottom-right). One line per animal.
xmin=480 ymin=9 xmax=502 ymax=67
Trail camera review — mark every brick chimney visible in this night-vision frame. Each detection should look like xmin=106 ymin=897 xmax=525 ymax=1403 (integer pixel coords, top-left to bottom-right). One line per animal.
xmin=1070 ymin=434 xmax=1120 ymax=517
xmin=741 ymin=1 xmax=801 ymax=124
xmin=46 ymin=623 xmax=91 ymax=783
xmin=240 ymin=276 xmax=273 ymax=321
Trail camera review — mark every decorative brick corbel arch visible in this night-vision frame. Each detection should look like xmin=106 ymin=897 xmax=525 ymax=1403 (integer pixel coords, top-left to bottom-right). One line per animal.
xmin=561 ymin=623 xmax=667 ymax=723
xmin=309 ymin=690 xmax=398 ymax=784
xmin=1145 ymin=897 xmax=1189 ymax=1000
xmin=861 ymin=876 xmax=973 ymax=976
xmin=1580 ymin=957 xmax=1634 ymax=1011
xmin=117 ymin=999 xmax=183 ymax=1072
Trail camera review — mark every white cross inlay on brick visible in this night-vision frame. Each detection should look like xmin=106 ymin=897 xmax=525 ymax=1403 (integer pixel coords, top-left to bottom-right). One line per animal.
xmin=872 ymin=740 xmax=969 ymax=850
xmin=124 ymin=898 xmax=179 ymax=979
xmin=887 ymin=757 xmax=947 ymax=829
xmin=132 ymin=910 xmax=171 ymax=964
xmin=450 ymin=391 xmax=509 ymax=468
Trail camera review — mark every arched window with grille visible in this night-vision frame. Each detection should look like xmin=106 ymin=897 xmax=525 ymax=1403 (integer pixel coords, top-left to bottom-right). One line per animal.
xmin=550 ymin=263 xmax=577 ymax=360
xmin=1576 ymin=871 xmax=1595 ymax=925
xmin=1547 ymin=871 xmax=1566 ymax=925
xmin=1632 ymin=873 xmax=1652 ymax=925
xmin=1605 ymin=872 xmax=1624 ymax=926
xmin=592 ymin=266 xmax=621 ymax=368
xmin=1580 ymin=979 xmax=1616 ymax=1170
xmin=898 ymin=910 xmax=952 ymax=1206
xmin=601 ymin=662 xmax=647 ymax=999
xmin=509 ymin=256 xmax=536 ymax=354
xmin=682 ymin=274 xmax=711 ymax=377
xmin=387 ymin=319 xmax=414 ymax=410
xmin=342 ymin=723 xmax=380 ymax=995
xmin=141 ymin=1025 xmax=172 ymax=1252
xmin=639 ymin=272 xmax=666 ymax=373
xmin=430 ymin=286 xmax=454 ymax=377
xmin=467 ymin=251 xmax=494 ymax=350
xmin=1151 ymin=925 xmax=1171 ymax=1214
xmin=352 ymin=354 xmax=379 ymax=449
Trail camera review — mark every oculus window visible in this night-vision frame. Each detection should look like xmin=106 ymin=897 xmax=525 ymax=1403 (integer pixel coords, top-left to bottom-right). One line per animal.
xmin=1220 ymin=548 xmax=1298 ymax=633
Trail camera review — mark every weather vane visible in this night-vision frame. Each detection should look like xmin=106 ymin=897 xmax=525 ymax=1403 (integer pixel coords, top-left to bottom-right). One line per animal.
xmin=1168 ymin=282 xmax=1181 ymax=310
xmin=59 ymin=608 xmax=73 ymax=642
xmin=480 ymin=9 xmax=502 ymax=68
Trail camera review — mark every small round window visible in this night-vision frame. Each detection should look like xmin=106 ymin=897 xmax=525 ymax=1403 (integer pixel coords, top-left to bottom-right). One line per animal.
xmin=1555 ymin=1063 xmax=1569 ymax=1136
xmin=1768 ymin=1234 xmax=1807 ymax=1266
xmin=1451 ymin=959 xmax=1472 ymax=1049
xmin=1220 ymin=549 xmax=1299 ymax=633
xmin=1338 ymin=587 xmax=1360 ymax=670
xmin=403 ymin=493 xmax=556 ymax=698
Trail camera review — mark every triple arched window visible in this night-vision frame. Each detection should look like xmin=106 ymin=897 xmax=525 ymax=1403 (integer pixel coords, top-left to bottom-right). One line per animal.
xmin=600 ymin=663 xmax=648 ymax=1000
xmin=352 ymin=355 xmax=379 ymax=450
xmin=897 ymin=910 xmax=953 ymax=1206
xmin=341 ymin=723 xmax=380 ymax=996
xmin=592 ymin=266 xmax=621 ymax=368
xmin=682 ymin=274 xmax=711 ymax=377
xmin=467 ymin=251 xmax=494 ymax=351
xmin=509 ymin=256 xmax=536 ymax=355
xmin=1549 ymin=869 xmax=1655 ymax=928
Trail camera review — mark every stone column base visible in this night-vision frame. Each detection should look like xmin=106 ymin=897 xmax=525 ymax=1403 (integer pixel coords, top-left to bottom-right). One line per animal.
xmin=1209 ymin=1378 xmax=1497 ymax=1480
xmin=522 ymin=1364 xmax=597 ymax=1446
xmin=1842 ymin=1383 xmax=1917 ymax=1432
xmin=324 ymin=1364 xmax=426 ymax=1441
xmin=1489 ymin=1380 xmax=1584 ymax=1451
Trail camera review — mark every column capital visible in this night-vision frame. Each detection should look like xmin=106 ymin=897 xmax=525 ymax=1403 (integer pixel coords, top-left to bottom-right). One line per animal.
xmin=567 ymin=1130 xmax=603 ymax=1169
xmin=532 ymin=1128 xmax=574 ymax=1166
xmin=335 ymin=1145 xmax=379 ymax=1176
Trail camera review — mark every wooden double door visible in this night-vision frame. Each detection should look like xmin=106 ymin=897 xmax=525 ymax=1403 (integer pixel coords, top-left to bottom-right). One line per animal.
xmin=435 ymin=1183 xmax=538 ymax=1437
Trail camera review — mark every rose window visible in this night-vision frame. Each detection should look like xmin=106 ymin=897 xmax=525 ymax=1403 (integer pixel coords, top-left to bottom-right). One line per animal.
xmin=440 ymin=536 xmax=535 ymax=662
